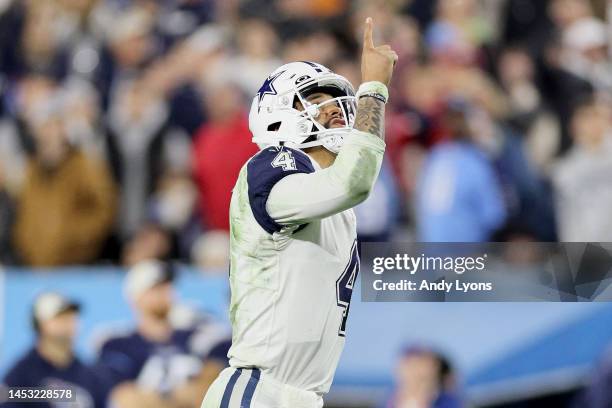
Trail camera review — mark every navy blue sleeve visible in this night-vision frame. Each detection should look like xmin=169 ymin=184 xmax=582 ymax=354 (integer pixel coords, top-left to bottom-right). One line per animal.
xmin=247 ymin=147 xmax=315 ymax=234
xmin=205 ymin=339 xmax=232 ymax=366
xmin=2 ymin=355 xmax=43 ymax=408
xmin=2 ymin=361 xmax=30 ymax=388
xmin=95 ymin=338 xmax=139 ymax=387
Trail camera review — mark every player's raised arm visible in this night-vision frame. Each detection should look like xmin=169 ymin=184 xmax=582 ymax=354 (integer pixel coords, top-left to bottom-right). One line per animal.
xmin=265 ymin=18 xmax=398 ymax=226
xmin=354 ymin=17 xmax=398 ymax=140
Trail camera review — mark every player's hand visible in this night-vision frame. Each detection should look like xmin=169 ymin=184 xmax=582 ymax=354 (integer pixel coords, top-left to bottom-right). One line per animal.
xmin=361 ymin=17 xmax=398 ymax=86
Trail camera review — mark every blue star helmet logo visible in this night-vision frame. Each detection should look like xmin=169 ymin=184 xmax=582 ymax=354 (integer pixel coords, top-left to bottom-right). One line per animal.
xmin=256 ymin=70 xmax=285 ymax=110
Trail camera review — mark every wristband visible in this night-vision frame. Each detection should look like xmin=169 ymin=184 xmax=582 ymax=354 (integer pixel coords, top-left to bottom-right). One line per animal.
xmin=356 ymin=81 xmax=389 ymax=103
xmin=359 ymin=92 xmax=387 ymax=104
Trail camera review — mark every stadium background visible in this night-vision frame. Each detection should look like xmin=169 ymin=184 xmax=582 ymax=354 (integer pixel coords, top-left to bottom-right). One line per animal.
xmin=1 ymin=0 xmax=612 ymax=407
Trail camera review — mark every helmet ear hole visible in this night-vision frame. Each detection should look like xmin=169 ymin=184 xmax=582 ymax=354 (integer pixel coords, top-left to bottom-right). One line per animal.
xmin=267 ymin=122 xmax=281 ymax=131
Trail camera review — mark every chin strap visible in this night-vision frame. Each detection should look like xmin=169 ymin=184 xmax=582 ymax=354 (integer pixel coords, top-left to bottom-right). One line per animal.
xmin=321 ymin=133 xmax=344 ymax=153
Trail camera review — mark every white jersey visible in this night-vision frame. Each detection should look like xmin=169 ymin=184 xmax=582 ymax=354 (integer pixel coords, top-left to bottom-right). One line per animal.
xmin=227 ymin=130 xmax=385 ymax=394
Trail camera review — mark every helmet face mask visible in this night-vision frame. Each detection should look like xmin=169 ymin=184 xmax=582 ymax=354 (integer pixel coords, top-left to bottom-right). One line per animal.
xmin=250 ymin=62 xmax=356 ymax=154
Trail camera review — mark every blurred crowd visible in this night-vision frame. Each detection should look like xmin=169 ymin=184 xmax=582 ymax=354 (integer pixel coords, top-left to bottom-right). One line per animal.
xmin=1 ymin=261 xmax=233 ymax=408
xmin=1 ymin=0 xmax=612 ymax=269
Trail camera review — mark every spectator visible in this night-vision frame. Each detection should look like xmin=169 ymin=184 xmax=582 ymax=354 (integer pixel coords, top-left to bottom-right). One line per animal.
xmin=0 ymin=73 xmax=55 ymax=194
xmin=415 ymin=99 xmax=506 ymax=242
xmin=12 ymin=96 xmax=116 ymax=266
xmin=559 ymin=17 xmax=611 ymax=93
xmin=62 ymin=78 xmax=106 ymax=157
xmin=95 ymin=260 xmax=228 ymax=408
xmin=94 ymin=5 xmax=156 ymax=109
xmin=496 ymin=46 xmax=560 ymax=173
xmin=552 ymin=98 xmax=612 ymax=241
xmin=382 ymin=346 xmax=463 ymax=408
xmin=104 ymin=78 xmax=191 ymax=241
xmin=147 ymin=172 xmax=200 ymax=262
xmin=192 ymin=80 xmax=258 ymax=232
xmin=465 ymin=103 xmax=557 ymax=241
xmin=538 ymin=0 xmax=598 ymax=154
xmin=1 ymin=292 xmax=109 ymax=408
xmin=2 ymin=1 xmax=69 ymax=79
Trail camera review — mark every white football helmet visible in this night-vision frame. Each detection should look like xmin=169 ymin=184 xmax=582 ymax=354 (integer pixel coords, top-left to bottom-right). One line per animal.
xmin=249 ymin=61 xmax=356 ymax=154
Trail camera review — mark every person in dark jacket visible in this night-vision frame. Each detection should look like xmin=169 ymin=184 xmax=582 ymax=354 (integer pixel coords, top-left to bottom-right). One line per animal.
xmin=1 ymin=292 xmax=109 ymax=408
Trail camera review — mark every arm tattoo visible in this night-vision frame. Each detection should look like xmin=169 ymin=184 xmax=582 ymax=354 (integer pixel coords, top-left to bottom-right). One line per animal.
xmin=354 ymin=96 xmax=385 ymax=140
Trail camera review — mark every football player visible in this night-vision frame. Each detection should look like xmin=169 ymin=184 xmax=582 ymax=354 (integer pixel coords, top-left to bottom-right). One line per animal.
xmin=201 ymin=18 xmax=397 ymax=408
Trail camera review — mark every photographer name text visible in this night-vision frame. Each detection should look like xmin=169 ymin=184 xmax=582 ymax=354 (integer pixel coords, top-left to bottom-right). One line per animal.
xmin=373 ymin=279 xmax=493 ymax=292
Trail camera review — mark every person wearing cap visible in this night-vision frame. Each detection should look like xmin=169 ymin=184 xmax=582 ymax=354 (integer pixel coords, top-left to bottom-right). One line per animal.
xmin=95 ymin=259 xmax=229 ymax=408
xmin=1 ymin=292 xmax=109 ymax=408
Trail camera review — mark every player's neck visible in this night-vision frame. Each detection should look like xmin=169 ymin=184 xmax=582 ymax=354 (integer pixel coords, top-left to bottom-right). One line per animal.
xmin=304 ymin=146 xmax=336 ymax=169
xmin=37 ymin=338 xmax=73 ymax=368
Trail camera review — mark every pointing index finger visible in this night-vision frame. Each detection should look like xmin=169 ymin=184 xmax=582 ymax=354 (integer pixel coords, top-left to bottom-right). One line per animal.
xmin=364 ymin=17 xmax=374 ymax=49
